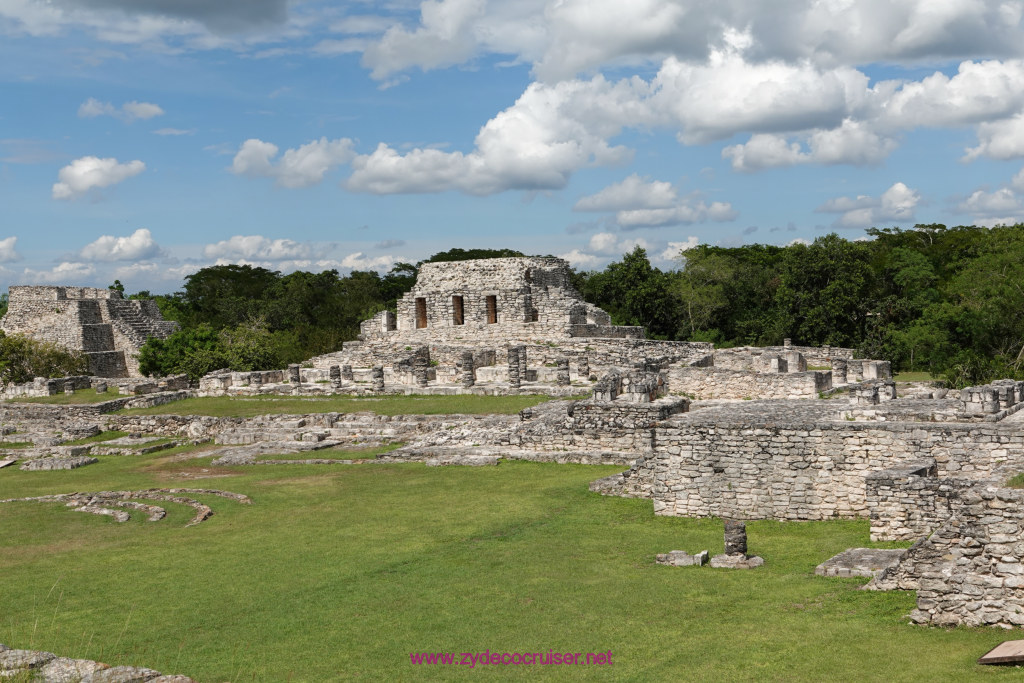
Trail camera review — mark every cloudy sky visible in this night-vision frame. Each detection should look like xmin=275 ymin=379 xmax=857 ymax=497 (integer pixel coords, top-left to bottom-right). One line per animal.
xmin=3 ymin=0 xmax=1024 ymax=292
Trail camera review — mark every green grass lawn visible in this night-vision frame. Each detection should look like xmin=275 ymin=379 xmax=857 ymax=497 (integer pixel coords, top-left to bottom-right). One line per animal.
xmin=117 ymin=393 xmax=560 ymax=418
xmin=0 ymin=450 xmax=1017 ymax=681
xmin=893 ymin=371 xmax=940 ymax=383
xmin=13 ymin=388 xmax=121 ymax=404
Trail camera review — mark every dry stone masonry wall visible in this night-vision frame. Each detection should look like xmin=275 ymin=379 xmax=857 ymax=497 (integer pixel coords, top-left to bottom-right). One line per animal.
xmin=0 ymin=286 xmax=178 ymax=377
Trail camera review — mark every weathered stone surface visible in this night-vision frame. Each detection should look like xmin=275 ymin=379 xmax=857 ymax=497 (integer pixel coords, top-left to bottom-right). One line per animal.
xmin=0 ymin=489 xmax=250 ymax=527
xmin=710 ymin=553 xmax=764 ymax=569
xmin=20 ymin=456 xmax=98 ymax=471
xmin=723 ymin=520 xmax=747 ymax=556
xmin=81 ymin=665 xmax=162 ymax=682
xmin=655 ymin=550 xmax=708 ymax=566
xmin=815 ymin=548 xmax=908 ymax=578
xmin=38 ymin=656 xmax=109 ymax=682
xmin=0 ymin=648 xmax=57 ymax=672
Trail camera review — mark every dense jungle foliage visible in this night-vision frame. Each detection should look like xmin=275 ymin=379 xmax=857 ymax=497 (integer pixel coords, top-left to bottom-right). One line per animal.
xmin=132 ymin=226 xmax=1024 ymax=387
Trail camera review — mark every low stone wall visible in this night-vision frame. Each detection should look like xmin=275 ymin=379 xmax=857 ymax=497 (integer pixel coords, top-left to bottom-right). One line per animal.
xmin=665 ymin=367 xmax=831 ymax=400
xmin=598 ymin=402 xmax=1024 ymax=521
xmin=871 ymin=486 xmax=1024 ymax=628
xmin=0 ymin=375 xmax=94 ymax=399
xmin=865 ymin=462 xmax=977 ymax=541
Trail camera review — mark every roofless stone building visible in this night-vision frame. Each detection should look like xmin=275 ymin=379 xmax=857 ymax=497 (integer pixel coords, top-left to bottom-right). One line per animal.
xmin=0 ymin=286 xmax=178 ymax=377
xmin=358 ymin=257 xmax=643 ymax=343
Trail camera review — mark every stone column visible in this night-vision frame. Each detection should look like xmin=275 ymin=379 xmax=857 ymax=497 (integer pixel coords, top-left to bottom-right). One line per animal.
xmin=458 ymin=351 xmax=475 ymax=388
xmin=371 ymin=366 xmax=385 ymax=392
xmin=341 ymin=365 xmax=354 ymax=381
xmin=250 ymin=372 xmax=263 ymax=387
xmin=95 ymin=381 xmax=107 ymax=394
xmin=288 ymin=364 xmax=301 ymax=385
xmin=578 ymin=356 xmax=590 ymax=381
xmin=508 ymin=347 xmax=521 ymax=388
xmin=831 ymin=358 xmax=848 ymax=384
xmin=64 ymin=380 xmax=75 ymax=395
xmin=329 ymin=365 xmax=341 ymax=389
xmin=412 ymin=347 xmax=430 ymax=387
xmin=982 ymin=387 xmax=1001 ymax=414
xmin=556 ymin=358 xmax=570 ymax=386
xmin=783 ymin=338 xmax=792 ymax=349
xmin=517 ymin=346 xmax=527 ymax=382
xmin=854 ymin=384 xmax=879 ymax=405
xmin=723 ymin=520 xmax=747 ymax=556
xmin=785 ymin=351 xmax=807 ymax=373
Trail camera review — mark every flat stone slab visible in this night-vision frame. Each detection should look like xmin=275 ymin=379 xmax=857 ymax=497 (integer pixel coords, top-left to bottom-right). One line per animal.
xmin=0 ymin=458 xmax=16 ymax=469
xmin=710 ymin=553 xmax=764 ymax=569
xmin=20 ymin=456 xmax=98 ymax=471
xmin=98 ymin=436 xmax=166 ymax=447
xmin=815 ymin=548 xmax=907 ymax=578
xmin=979 ymin=640 xmax=1024 ymax=665
xmin=656 ymin=550 xmax=708 ymax=566
xmin=425 ymin=455 xmax=501 ymax=466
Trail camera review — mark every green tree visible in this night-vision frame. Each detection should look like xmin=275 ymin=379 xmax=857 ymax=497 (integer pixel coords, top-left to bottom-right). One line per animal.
xmin=580 ymin=246 xmax=676 ymax=338
xmin=773 ymin=234 xmax=874 ymax=347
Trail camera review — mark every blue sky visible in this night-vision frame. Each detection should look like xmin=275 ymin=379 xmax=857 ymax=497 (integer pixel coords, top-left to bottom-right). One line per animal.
xmin=3 ymin=0 xmax=1024 ymax=293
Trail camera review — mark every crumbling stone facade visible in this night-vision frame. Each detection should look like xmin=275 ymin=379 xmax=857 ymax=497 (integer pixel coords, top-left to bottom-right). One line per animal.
xmin=0 ymin=286 xmax=178 ymax=377
xmin=359 ymin=257 xmax=641 ymax=343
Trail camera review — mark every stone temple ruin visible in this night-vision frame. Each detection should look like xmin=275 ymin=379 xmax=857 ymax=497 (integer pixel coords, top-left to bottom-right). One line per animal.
xmin=0 ymin=286 xmax=178 ymax=378
xmin=5 ymin=256 xmax=1024 ymax=632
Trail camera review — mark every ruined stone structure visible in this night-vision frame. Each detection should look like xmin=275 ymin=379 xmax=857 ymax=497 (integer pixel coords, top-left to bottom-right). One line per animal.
xmin=301 ymin=257 xmax=716 ymax=391
xmin=359 ymin=257 xmax=641 ymax=343
xmin=0 ymin=286 xmax=178 ymax=377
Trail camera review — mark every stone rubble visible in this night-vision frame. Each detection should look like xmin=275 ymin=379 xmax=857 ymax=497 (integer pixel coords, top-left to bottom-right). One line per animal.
xmin=0 ymin=643 xmax=195 ymax=682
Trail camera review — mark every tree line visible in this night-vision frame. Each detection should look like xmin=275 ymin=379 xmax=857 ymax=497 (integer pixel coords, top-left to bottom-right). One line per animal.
xmin=575 ymin=224 xmax=1024 ymax=387
xmin=6 ymin=227 xmax=1016 ymax=387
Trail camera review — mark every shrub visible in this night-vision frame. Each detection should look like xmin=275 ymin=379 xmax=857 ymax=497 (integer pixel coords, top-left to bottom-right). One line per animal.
xmin=0 ymin=331 xmax=89 ymax=384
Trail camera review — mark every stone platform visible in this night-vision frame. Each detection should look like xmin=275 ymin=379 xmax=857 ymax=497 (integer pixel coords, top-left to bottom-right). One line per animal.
xmin=815 ymin=548 xmax=908 ymax=578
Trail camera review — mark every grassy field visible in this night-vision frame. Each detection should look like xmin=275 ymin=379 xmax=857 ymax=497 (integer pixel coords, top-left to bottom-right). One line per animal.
xmin=14 ymin=388 xmax=121 ymax=404
xmin=116 ymin=394 xmax=560 ymax=418
xmin=0 ymin=448 xmax=1018 ymax=681
xmin=893 ymin=371 xmax=940 ymax=383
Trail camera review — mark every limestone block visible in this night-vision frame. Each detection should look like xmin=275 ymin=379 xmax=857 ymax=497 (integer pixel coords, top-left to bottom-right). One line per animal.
xmin=655 ymin=550 xmax=708 ymax=566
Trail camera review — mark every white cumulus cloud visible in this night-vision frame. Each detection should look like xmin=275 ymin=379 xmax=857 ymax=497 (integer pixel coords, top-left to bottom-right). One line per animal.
xmin=575 ymin=174 xmax=737 ymax=229
xmin=79 ymin=228 xmax=163 ymax=261
xmin=0 ymin=237 xmax=21 ymax=263
xmin=816 ymin=182 xmax=921 ymax=229
xmin=204 ymin=235 xmax=314 ymax=261
xmin=231 ymin=137 xmax=356 ymax=188
xmin=52 ymin=156 xmax=145 ymax=200
xmin=22 ymin=261 xmax=97 ymax=284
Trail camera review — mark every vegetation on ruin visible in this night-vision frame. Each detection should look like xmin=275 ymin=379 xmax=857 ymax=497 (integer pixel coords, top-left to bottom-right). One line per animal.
xmin=0 ymin=331 xmax=89 ymax=385
xmin=0 ymin=450 xmax=1015 ymax=681
xmin=117 ymin=393 xmax=557 ymax=418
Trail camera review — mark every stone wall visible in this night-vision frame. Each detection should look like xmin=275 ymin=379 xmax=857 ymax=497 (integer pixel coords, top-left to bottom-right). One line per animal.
xmin=599 ymin=402 xmax=1024 ymax=521
xmin=865 ymin=462 xmax=977 ymax=541
xmin=0 ymin=286 xmax=178 ymax=377
xmin=713 ymin=344 xmax=858 ymax=370
xmin=870 ymin=486 xmax=1024 ymax=628
xmin=665 ymin=367 xmax=832 ymax=400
